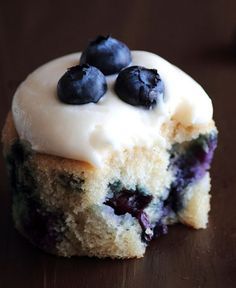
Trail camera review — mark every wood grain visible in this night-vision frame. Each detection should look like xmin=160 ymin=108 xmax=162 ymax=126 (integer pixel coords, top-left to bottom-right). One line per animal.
xmin=1 ymin=0 xmax=236 ymax=287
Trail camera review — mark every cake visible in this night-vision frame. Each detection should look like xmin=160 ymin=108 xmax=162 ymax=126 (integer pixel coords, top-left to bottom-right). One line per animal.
xmin=2 ymin=36 xmax=218 ymax=258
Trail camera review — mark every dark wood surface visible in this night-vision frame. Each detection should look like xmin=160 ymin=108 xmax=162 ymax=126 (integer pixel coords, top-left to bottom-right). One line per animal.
xmin=1 ymin=1 xmax=236 ymax=287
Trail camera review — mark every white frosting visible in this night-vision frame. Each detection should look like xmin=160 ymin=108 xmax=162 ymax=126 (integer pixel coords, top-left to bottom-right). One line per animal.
xmin=12 ymin=51 xmax=213 ymax=167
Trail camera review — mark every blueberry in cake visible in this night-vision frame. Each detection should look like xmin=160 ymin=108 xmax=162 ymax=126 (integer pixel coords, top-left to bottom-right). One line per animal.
xmin=2 ymin=35 xmax=218 ymax=258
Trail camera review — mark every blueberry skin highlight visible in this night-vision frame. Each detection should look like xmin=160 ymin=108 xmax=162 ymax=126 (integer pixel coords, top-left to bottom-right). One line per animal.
xmin=80 ymin=35 xmax=132 ymax=75
xmin=57 ymin=64 xmax=107 ymax=105
xmin=115 ymin=66 xmax=164 ymax=109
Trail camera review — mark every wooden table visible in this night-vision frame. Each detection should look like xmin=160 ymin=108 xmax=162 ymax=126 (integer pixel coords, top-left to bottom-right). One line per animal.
xmin=1 ymin=1 xmax=236 ymax=287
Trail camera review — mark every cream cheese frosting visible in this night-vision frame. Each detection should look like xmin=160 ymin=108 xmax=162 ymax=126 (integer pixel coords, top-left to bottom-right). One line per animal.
xmin=12 ymin=51 xmax=213 ymax=167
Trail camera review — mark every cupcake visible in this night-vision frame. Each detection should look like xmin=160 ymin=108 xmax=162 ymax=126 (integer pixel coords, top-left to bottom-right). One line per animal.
xmin=2 ymin=36 xmax=218 ymax=258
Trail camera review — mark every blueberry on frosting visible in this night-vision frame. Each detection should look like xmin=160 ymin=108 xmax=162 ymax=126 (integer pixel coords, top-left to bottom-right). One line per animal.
xmin=115 ymin=66 xmax=164 ymax=109
xmin=57 ymin=64 xmax=107 ymax=105
xmin=80 ymin=35 xmax=132 ymax=75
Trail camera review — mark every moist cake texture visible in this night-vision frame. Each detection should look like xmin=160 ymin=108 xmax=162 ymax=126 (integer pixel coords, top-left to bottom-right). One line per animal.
xmin=2 ymin=36 xmax=218 ymax=258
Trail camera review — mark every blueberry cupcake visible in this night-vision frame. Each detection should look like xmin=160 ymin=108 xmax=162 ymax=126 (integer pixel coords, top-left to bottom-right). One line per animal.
xmin=2 ymin=36 xmax=218 ymax=258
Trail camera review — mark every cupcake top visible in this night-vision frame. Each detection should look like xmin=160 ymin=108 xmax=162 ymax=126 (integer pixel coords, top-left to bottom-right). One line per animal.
xmin=12 ymin=36 xmax=213 ymax=167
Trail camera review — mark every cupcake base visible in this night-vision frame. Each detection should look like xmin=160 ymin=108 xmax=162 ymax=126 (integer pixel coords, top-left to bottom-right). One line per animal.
xmin=2 ymin=113 xmax=217 ymax=258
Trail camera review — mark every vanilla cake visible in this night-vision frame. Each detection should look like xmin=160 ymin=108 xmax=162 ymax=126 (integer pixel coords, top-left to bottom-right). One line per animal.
xmin=2 ymin=36 xmax=217 ymax=258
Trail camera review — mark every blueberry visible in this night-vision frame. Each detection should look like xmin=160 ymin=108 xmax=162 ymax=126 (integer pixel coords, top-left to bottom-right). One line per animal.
xmin=105 ymin=189 xmax=153 ymax=216
xmin=104 ymin=187 xmax=153 ymax=241
xmin=114 ymin=66 xmax=164 ymax=109
xmin=80 ymin=35 xmax=132 ymax=75
xmin=57 ymin=64 xmax=107 ymax=105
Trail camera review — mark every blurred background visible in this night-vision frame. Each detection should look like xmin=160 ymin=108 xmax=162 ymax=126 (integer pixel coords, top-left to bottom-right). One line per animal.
xmin=0 ymin=1 xmax=236 ymax=287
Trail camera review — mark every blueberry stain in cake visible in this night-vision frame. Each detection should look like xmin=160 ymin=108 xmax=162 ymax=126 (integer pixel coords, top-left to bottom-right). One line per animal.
xmin=153 ymin=221 xmax=168 ymax=238
xmin=57 ymin=64 xmax=107 ymax=105
xmin=115 ymin=66 xmax=164 ymax=109
xmin=19 ymin=196 xmax=66 ymax=252
xmin=7 ymin=140 xmax=66 ymax=252
xmin=13 ymin=185 xmax=66 ymax=252
xmin=6 ymin=140 xmax=34 ymax=193
xmin=165 ymin=133 xmax=218 ymax=212
xmin=57 ymin=173 xmax=84 ymax=193
xmin=8 ymin=139 xmax=33 ymax=165
xmin=80 ymin=35 xmax=132 ymax=75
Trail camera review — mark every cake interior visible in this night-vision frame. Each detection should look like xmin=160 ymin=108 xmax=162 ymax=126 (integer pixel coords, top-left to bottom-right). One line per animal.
xmin=4 ymin=123 xmax=217 ymax=257
xmin=103 ymin=132 xmax=217 ymax=242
